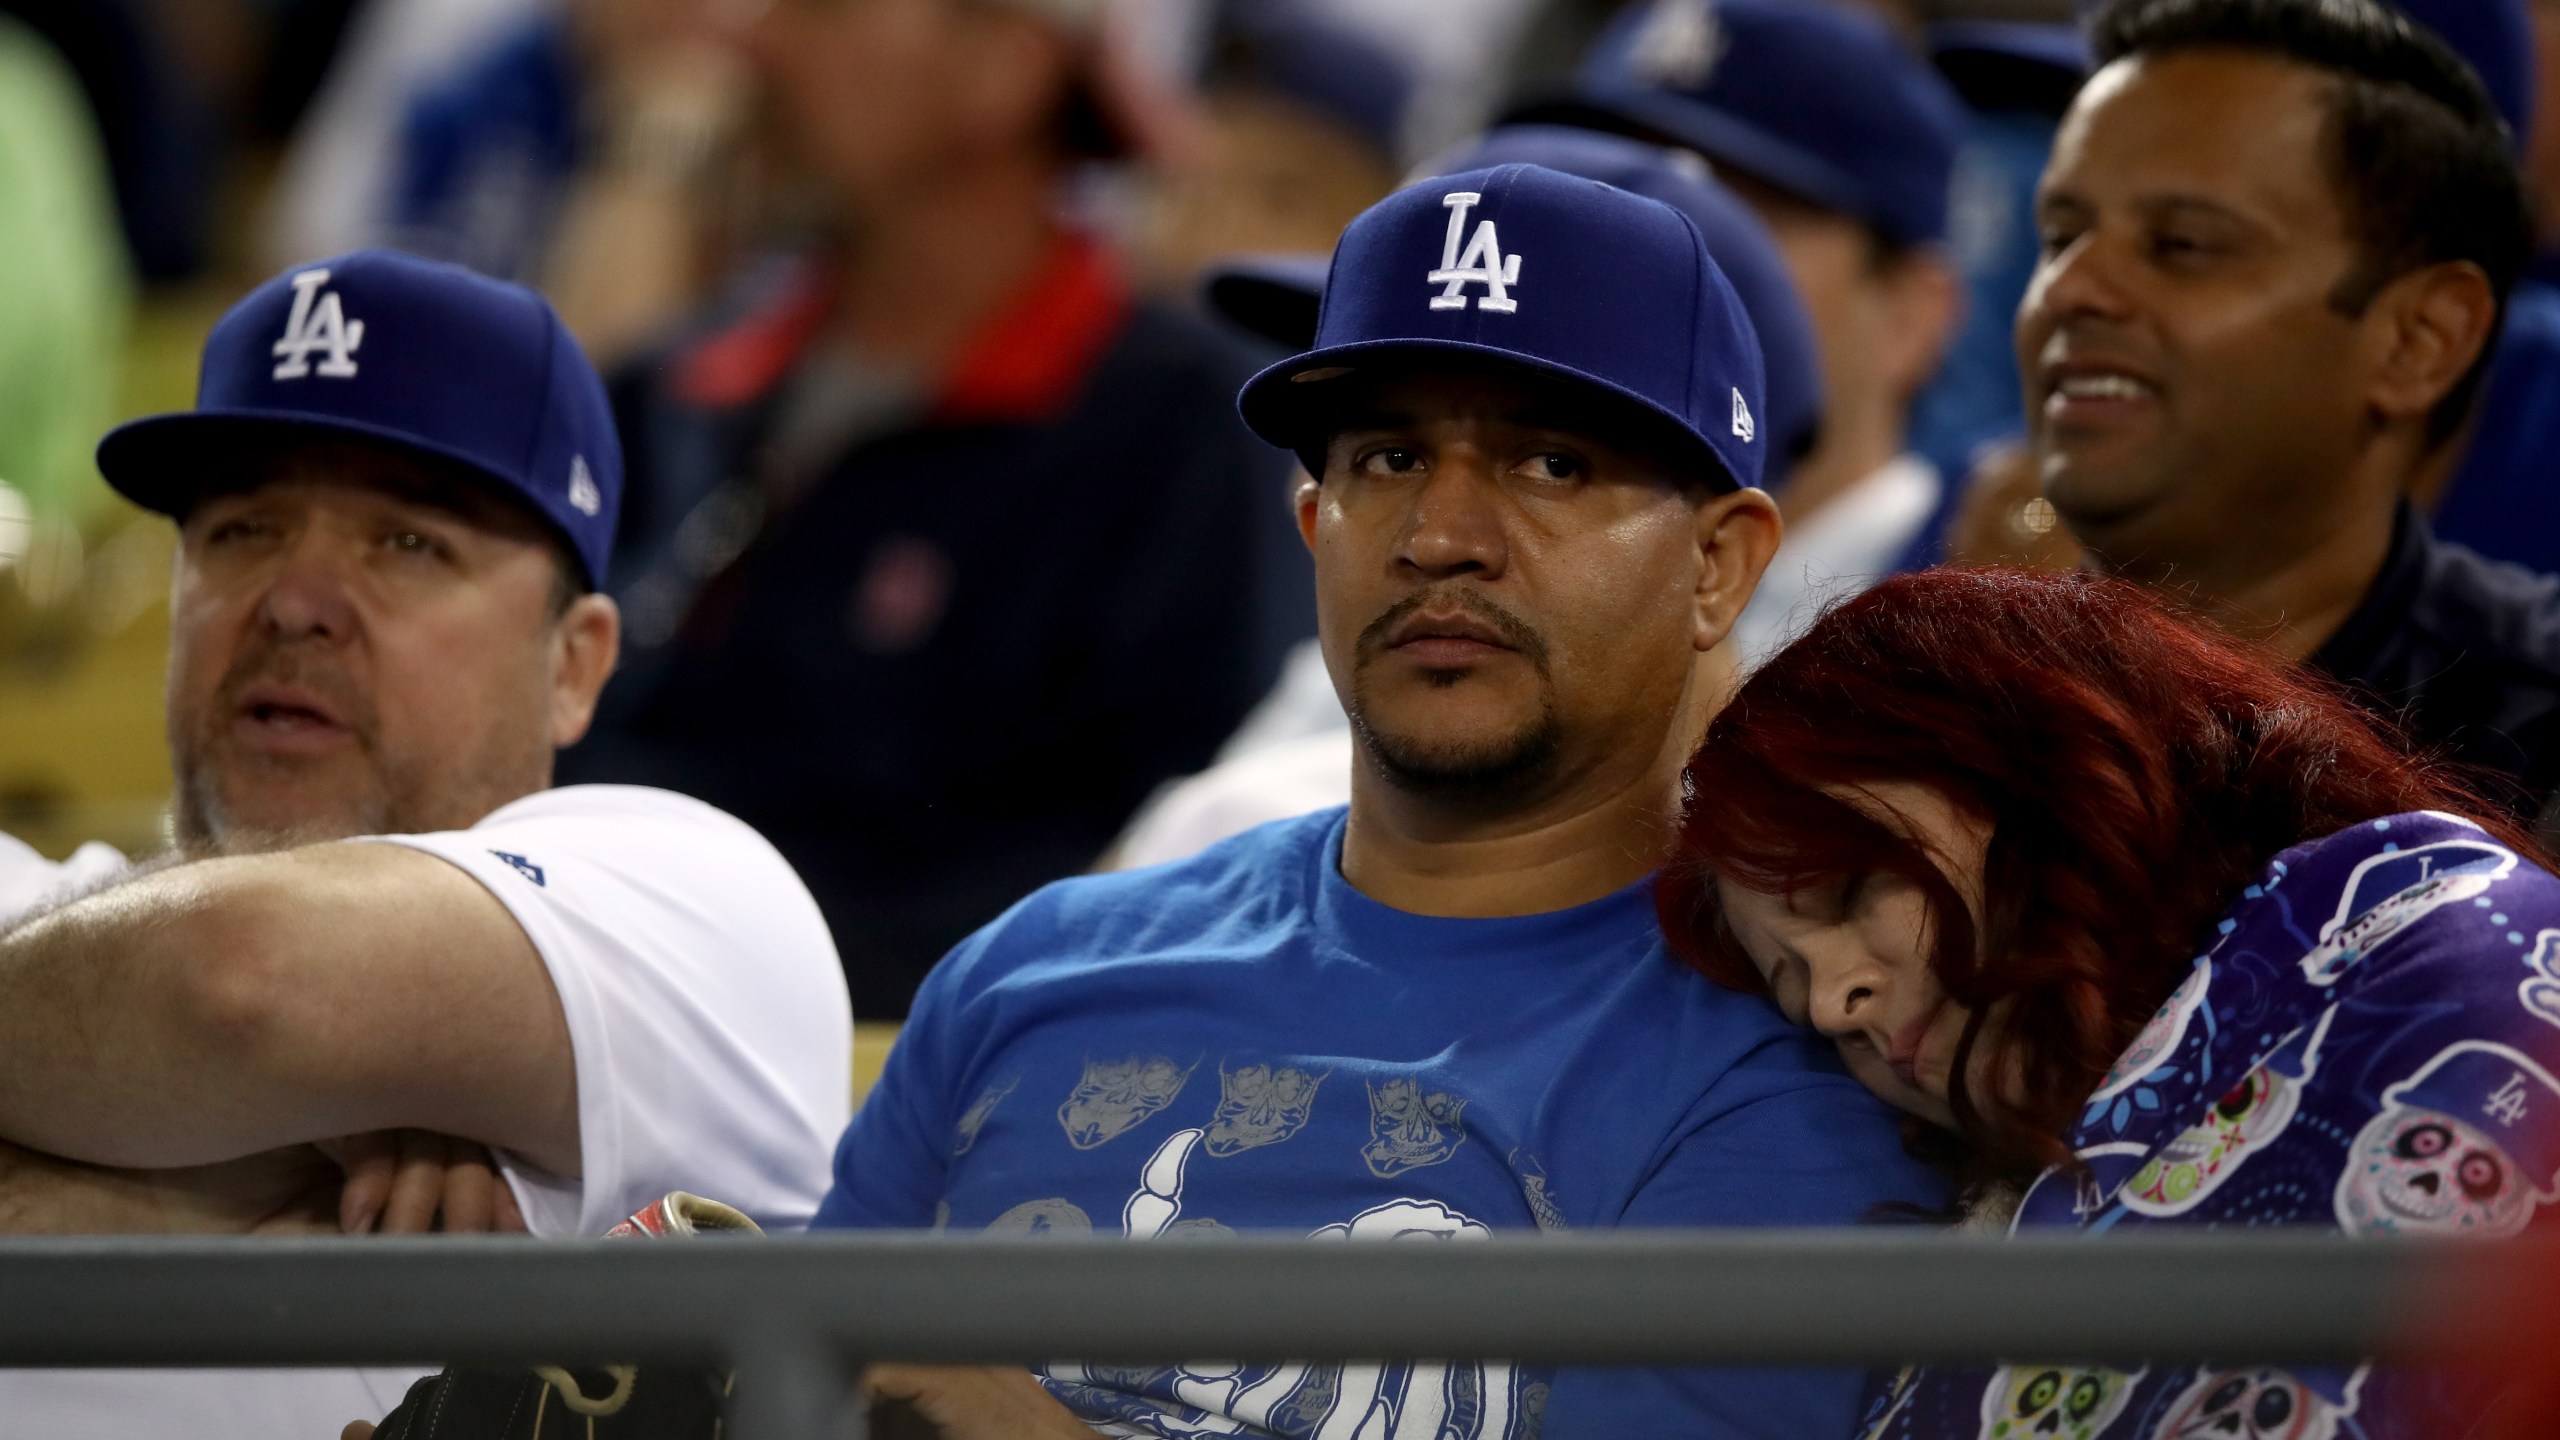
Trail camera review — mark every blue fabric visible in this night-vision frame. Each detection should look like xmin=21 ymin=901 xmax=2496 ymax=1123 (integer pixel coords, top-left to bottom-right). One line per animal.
xmin=96 ymin=247 xmax=623 ymax=586
xmin=1572 ymin=0 xmax=1965 ymax=247
xmin=1857 ymin=811 xmax=2560 ymax=1438
xmin=818 ymin=808 xmax=1950 ymax=1439
xmin=1239 ymin=163 xmax=1770 ymax=492
xmin=387 ymin=15 xmax=581 ymax=284
xmin=2433 ymin=281 xmax=2560 ymax=577
xmin=1435 ymin=126 xmax=1827 ymax=480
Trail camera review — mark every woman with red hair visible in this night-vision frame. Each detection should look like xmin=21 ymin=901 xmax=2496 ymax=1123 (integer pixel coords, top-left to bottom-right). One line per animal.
xmin=1658 ymin=567 xmax=2560 ymax=1438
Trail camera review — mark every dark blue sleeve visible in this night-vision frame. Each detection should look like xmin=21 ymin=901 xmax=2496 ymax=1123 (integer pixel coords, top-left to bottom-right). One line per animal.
xmin=1540 ymin=1069 xmax=1949 ymax=1440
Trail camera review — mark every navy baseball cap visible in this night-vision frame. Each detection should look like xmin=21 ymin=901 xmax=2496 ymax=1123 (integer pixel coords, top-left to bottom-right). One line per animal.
xmin=1516 ymin=0 xmax=1965 ymax=247
xmin=98 ymin=249 xmax=623 ymax=588
xmin=1432 ymin=126 xmax=1823 ymax=474
xmin=1202 ymin=252 xmax=1334 ymax=352
xmin=1238 ymin=163 xmax=1768 ymax=492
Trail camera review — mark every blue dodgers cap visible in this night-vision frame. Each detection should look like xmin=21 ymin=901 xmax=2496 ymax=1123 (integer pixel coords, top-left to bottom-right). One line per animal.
xmin=1201 ymin=252 xmax=1334 ymax=352
xmin=1239 ymin=163 xmax=1768 ymax=492
xmin=1539 ymin=0 xmax=1966 ymax=247
xmin=97 ymin=249 xmax=623 ymax=587
xmin=1432 ymin=126 xmax=1823 ymax=473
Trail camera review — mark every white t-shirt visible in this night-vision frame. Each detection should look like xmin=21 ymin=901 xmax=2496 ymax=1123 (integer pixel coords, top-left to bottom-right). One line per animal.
xmin=0 ymin=832 xmax=127 ymax=931
xmin=0 ymin=784 xmax=852 ymax=1440
xmin=1730 ymin=453 xmax=1941 ymax=669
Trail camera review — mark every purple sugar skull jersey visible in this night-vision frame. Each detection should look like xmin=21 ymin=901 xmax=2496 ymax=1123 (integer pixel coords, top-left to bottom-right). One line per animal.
xmin=1859 ymin=811 xmax=2560 ymax=1440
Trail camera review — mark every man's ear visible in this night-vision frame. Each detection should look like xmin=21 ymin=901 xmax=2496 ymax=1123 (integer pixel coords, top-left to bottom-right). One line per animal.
xmin=1691 ymin=486 xmax=1783 ymax=653
xmin=1294 ymin=468 xmax=1322 ymax=552
xmin=2367 ymin=260 xmax=2498 ymax=426
xmin=549 ymin=593 xmax=621 ymax=748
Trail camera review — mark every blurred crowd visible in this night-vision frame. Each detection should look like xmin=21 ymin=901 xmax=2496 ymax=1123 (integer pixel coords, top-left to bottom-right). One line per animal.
xmin=4 ymin=0 xmax=2560 ymax=1023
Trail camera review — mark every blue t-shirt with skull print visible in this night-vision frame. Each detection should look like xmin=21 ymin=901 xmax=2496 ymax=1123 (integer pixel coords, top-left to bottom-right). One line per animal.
xmin=1858 ymin=810 xmax=2560 ymax=1440
xmin=815 ymin=806 xmax=1948 ymax=1439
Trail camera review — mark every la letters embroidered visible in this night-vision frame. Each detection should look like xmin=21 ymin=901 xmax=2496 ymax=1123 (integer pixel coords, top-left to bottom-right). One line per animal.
xmin=1429 ymin=193 xmax=1523 ymax=314
xmin=271 ymin=269 xmax=365 ymax=380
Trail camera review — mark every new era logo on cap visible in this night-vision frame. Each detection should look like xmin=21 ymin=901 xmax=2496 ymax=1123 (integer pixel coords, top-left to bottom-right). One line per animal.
xmin=1238 ymin=163 xmax=1769 ymax=492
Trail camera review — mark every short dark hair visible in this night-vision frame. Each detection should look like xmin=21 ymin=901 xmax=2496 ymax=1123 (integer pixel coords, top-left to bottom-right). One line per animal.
xmin=2090 ymin=0 xmax=2532 ymax=442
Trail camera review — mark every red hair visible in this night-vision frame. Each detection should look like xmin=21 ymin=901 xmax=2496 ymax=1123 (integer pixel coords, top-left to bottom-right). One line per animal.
xmin=1658 ymin=568 xmax=2541 ymax=1179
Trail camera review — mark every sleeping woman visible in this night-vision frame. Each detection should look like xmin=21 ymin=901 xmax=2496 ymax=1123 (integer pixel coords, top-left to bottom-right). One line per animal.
xmin=1657 ymin=566 xmax=2560 ymax=1439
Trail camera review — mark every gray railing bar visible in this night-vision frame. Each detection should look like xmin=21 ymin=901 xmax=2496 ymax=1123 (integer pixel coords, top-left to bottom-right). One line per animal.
xmin=0 ymin=1230 xmax=2500 ymax=1372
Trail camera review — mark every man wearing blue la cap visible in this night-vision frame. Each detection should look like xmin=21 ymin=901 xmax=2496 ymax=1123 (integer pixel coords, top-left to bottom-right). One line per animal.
xmin=1111 ymin=122 xmax=1830 ymax=870
xmin=0 ymin=250 xmax=849 ymax=1440
xmin=822 ymin=165 xmax=1944 ymax=1440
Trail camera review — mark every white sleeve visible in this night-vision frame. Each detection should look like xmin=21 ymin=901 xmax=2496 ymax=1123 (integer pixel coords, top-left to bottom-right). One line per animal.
xmin=361 ymin=786 xmax=852 ymax=1235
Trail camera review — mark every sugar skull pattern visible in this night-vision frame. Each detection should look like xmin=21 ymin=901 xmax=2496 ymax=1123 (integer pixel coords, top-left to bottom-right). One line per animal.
xmin=1975 ymin=1365 xmax=2142 ymax=1440
xmin=1865 ymin=813 xmax=2560 ymax=1438
xmin=2334 ymin=1041 xmax=2560 ymax=1238
xmin=2090 ymin=959 xmax=2210 ymax=1105
xmin=2120 ymin=1010 xmax=2329 ymax=1218
xmin=2152 ymin=1368 xmax=2360 ymax=1440
xmin=2297 ymin=838 xmax=2514 ymax=985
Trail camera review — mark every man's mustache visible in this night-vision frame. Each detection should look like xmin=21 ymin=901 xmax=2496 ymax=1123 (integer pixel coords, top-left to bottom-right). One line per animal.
xmin=207 ymin=642 xmax=379 ymax=746
xmin=1355 ymin=586 xmax=1551 ymax=670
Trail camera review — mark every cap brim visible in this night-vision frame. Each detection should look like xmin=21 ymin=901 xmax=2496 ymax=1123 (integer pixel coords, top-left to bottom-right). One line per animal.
xmin=1202 ymin=255 xmax=1330 ymax=351
xmin=1238 ymin=338 xmax=1744 ymax=493
xmin=96 ymin=409 xmax=601 ymax=585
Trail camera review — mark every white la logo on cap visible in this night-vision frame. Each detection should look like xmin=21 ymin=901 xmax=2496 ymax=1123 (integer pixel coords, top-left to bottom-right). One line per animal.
xmin=567 ymin=456 xmax=601 ymax=517
xmin=1731 ymin=388 xmax=1754 ymax=443
xmin=271 ymin=268 xmax=365 ymax=380
xmin=1428 ymin=193 xmax=1522 ymax=314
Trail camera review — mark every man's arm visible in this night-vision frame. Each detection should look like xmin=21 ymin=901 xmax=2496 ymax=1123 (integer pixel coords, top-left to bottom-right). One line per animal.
xmin=0 ymin=1135 xmax=340 ymax=1236
xmin=0 ymin=843 xmax=579 ymax=1177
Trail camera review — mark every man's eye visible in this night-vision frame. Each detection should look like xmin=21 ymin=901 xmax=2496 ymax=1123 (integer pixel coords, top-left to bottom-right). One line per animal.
xmin=2034 ymin=224 xmax=2081 ymax=259
xmin=1359 ymin=447 xmax=1422 ymax=475
xmin=204 ymin=517 xmax=273 ymax=545
xmin=1520 ymin=453 xmax=1584 ymax=482
xmin=383 ymin=531 xmax=448 ymax=559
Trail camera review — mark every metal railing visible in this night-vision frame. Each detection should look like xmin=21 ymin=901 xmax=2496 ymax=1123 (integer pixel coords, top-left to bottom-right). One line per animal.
xmin=0 ymin=1230 xmax=2518 ymax=1438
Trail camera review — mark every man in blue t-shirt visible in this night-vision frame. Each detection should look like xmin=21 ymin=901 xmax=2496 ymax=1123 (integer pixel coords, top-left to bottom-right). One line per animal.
xmin=820 ymin=164 xmax=1949 ymax=1439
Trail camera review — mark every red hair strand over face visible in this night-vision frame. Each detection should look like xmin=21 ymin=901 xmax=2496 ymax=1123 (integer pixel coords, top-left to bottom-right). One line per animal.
xmin=1657 ymin=568 xmax=2541 ymax=1178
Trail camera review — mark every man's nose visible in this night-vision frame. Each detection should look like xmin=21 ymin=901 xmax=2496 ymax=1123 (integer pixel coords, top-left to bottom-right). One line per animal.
xmin=2022 ymin=230 xmax=2135 ymax=334
xmin=252 ymin=531 xmax=361 ymax=642
xmin=1395 ymin=459 xmax=1509 ymax=581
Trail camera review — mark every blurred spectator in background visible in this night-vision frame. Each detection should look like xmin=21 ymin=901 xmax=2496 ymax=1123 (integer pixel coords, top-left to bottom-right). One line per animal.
xmin=1517 ymin=0 xmax=1966 ymax=663
xmin=3 ymin=0 xmax=217 ymax=284
xmin=1112 ymin=127 xmax=1827 ymax=868
xmin=382 ymin=0 xmax=754 ymax=367
xmin=2021 ymin=0 xmax=2560 ymax=832
xmin=1129 ymin=0 xmax=1407 ymax=289
xmin=0 ymin=14 xmax=133 ymax=546
xmin=562 ymin=0 xmax=1309 ymax=1020
xmin=1907 ymin=20 xmax=2084 ymax=532
xmin=2415 ymin=0 xmax=2560 ymax=577
xmin=265 ymin=0 xmax=539 ymax=270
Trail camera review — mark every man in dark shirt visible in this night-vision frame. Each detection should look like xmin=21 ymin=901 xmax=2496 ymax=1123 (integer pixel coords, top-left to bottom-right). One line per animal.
xmin=2019 ymin=0 xmax=2560 ymax=831
xmin=562 ymin=0 xmax=1311 ymax=1018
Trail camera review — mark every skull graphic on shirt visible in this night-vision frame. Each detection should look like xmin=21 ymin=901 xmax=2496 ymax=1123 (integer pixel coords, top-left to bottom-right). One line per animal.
xmin=1975 ymin=1364 xmax=2141 ymax=1440
xmin=2155 ymin=1368 xmax=2355 ymax=1440
xmin=2336 ymin=1104 xmax=2536 ymax=1237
